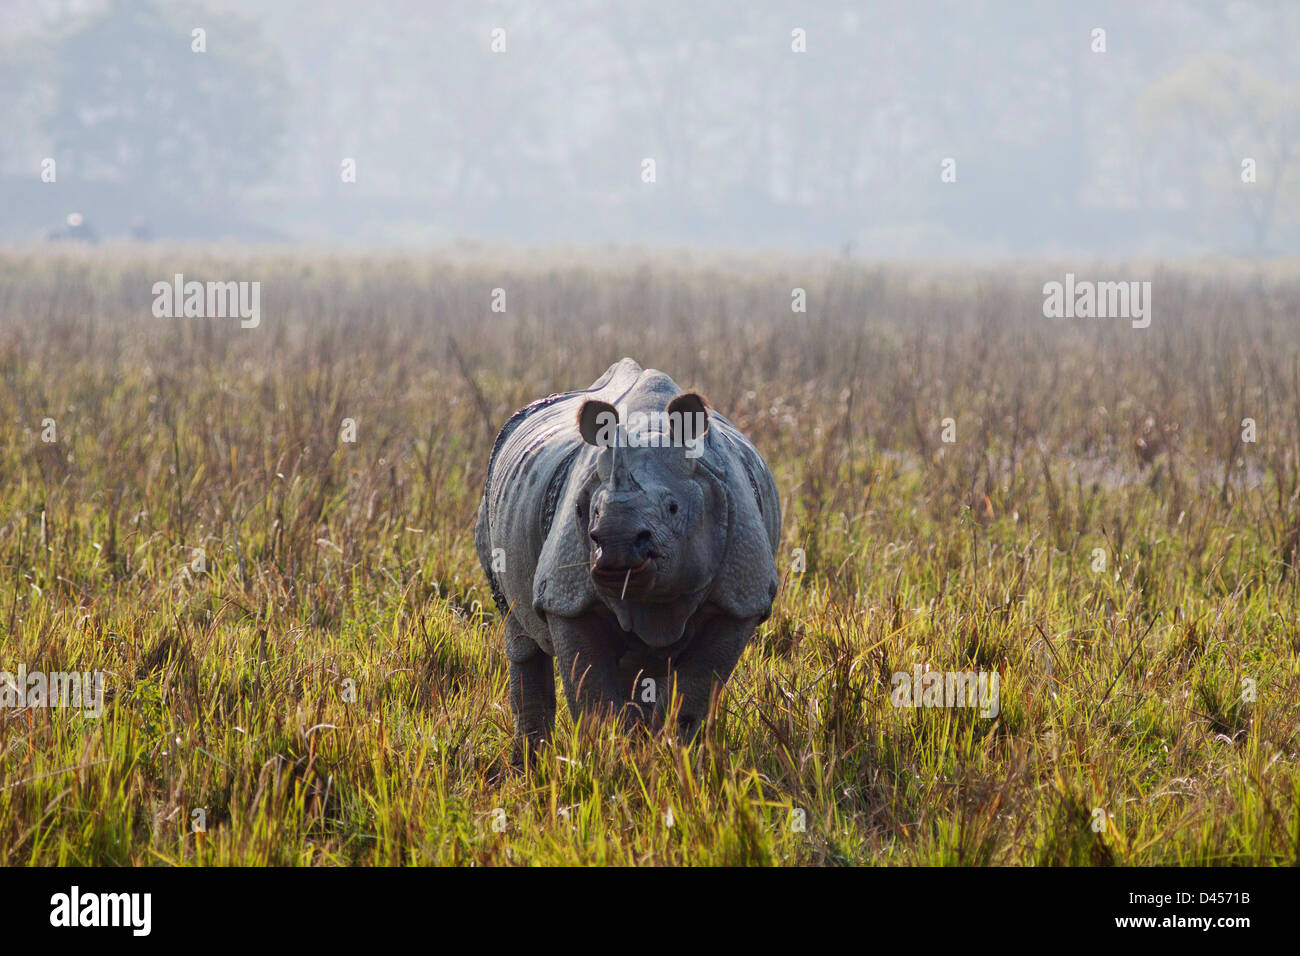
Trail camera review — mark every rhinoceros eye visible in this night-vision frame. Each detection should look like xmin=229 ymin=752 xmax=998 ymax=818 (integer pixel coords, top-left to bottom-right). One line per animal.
xmin=668 ymin=501 xmax=679 ymax=515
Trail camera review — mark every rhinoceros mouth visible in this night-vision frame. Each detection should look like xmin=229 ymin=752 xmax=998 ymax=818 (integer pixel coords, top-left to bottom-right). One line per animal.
xmin=590 ymin=556 xmax=656 ymax=595
xmin=591 ymin=555 xmax=654 ymax=579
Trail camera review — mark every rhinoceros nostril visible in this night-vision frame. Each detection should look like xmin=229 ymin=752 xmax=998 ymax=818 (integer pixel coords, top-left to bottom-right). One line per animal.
xmin=633 ymin=530 xmax=654 ymax=557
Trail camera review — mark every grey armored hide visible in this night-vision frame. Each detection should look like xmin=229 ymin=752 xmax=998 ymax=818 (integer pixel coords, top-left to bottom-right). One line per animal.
xmin=475 ymin=358 xmax=780 ymax=663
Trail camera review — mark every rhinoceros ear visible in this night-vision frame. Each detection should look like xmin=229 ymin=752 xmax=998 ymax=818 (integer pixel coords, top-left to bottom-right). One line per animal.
xmin=578 ymin=400 xmax=619 ymax=446
xmin=666 ymin=392 xmax=709 ymax=449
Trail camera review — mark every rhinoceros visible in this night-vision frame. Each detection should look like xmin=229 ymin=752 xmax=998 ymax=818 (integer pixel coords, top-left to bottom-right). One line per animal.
xmin=475 ymin=358 xmax=780 ymax=755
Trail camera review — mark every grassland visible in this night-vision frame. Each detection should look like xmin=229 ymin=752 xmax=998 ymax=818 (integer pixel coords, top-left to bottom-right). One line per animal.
xmin=1 ymin=246 xmax=1297 ymax=865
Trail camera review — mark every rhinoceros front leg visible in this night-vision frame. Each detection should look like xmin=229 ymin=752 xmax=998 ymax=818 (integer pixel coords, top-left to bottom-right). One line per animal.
xmin=550 ymin=615 xmax=636 ymax=728
xmin=508 ymin=641 xmax=556 ymax=765
xmin=666 ymin=614 xmax=760 ymax=742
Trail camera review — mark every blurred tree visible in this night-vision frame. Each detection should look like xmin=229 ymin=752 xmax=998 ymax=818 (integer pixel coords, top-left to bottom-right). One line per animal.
xmin=0 ymin=33 xmax=52 ymax=175
xmin=1140 ymin=53 xmax=1299 ymax=253
xmin=44 ymin=0 xmax=288 ymax=201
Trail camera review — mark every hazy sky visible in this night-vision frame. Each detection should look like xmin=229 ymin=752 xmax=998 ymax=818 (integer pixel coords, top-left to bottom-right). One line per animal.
xmin=1 ymin=0 xmax=1296 ymax=255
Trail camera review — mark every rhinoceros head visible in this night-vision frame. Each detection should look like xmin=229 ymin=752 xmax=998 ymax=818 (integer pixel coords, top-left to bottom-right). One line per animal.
xmin=532 ymin=383 xmax=776 ymax=649
xmin=574 ymin=392 xmax=723 ymax=617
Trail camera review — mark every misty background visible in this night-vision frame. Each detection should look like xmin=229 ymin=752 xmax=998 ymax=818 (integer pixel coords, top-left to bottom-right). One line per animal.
xmin=0 ymin=0 xmax=1296 ymax=256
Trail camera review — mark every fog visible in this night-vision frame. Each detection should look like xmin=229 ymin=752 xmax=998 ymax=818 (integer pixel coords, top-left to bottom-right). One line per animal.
xmin=1 ymin=0 xmax=1296 ymax=255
